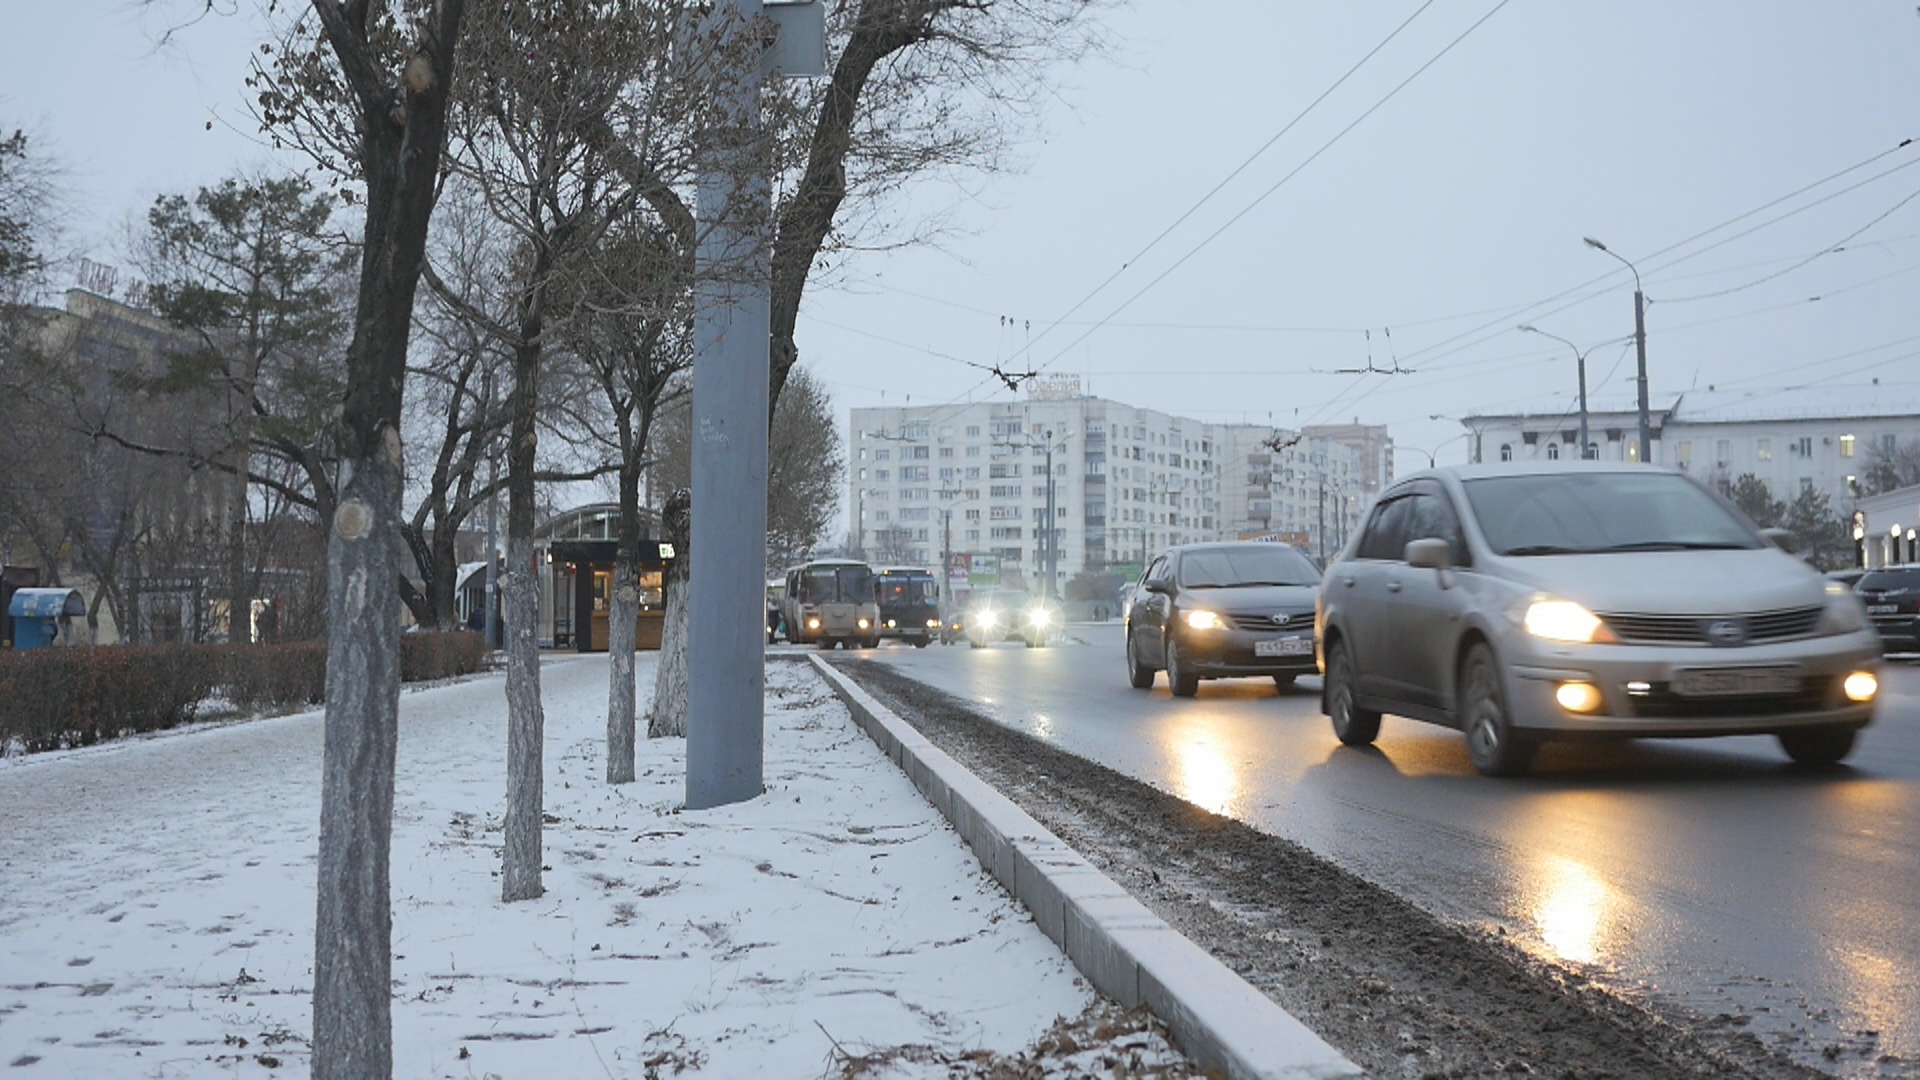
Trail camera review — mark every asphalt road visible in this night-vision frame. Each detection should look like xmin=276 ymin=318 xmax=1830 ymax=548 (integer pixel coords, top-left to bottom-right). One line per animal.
xmin=815 ymin=623 xmax=1920 ymax=1076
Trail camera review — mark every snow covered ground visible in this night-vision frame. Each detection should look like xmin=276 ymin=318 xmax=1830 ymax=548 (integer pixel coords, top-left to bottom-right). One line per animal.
xmin=0 ymin=652 xmax=1186 ymax=1077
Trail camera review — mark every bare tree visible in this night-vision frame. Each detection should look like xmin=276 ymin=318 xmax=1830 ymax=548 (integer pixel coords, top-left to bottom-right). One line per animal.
xmin=258 ymin=2 xmax=470 ymax=1076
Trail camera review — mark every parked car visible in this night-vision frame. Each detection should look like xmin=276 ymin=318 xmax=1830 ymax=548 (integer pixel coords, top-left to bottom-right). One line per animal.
xmin=1315 ymin=462 xmax=1881 ymax=777
xmin=1857 ymin=564 xmax=1920 ymax=653
xmin=1124 ymin=542 xmax=1322 ymax=696
xmin=962 ymin=588 xmax=1056 ymax=648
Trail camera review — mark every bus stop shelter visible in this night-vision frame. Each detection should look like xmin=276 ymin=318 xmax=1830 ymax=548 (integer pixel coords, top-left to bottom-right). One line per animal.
xmin=7 ymin=588 xmax=84 ymax=650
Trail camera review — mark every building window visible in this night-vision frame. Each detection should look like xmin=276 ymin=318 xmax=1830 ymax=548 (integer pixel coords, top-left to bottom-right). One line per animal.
xmin=1499 ymin=444 xmax=1513 ymax=462
xmin=939 ymin=447 xmax=953 ymax=459
xmin=1794 ymin=436 xmax=1812 ymax=457
xmin=1715 ymin=440 xmax=1730 ymax=465
xmin=1675 ymin=441 xmax=1692 ymax=465
xmin=1885 ymin=433 xmax=1899 ymax=455
xmin=876 ymin=449 xmax=890 ymax=461
xmin=1847 ymin=475 xmax=1859 ymax=497
xmin=1757 ymin=439 xmax=1771 ymax=462
xmin=1841 ymin=434 xmax=1856 ymax=458
xmin=1546 ymin=442 xmax=1560 ymax=460
xmin=966 ymin=425 xmax=980 ymax=437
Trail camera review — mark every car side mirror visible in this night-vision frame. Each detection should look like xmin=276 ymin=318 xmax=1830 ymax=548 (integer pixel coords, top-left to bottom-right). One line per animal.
xmin=1759 ymin=527 xmax=1797 ymax=553
xmin=1405 ymin=537 xmax=1452 ymax=570
xmin=1143 ymin=578 xmax=1171 ymax=595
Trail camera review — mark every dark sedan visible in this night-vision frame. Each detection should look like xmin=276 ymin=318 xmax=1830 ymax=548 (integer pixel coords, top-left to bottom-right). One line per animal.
xmin=1858 ymin=564 xmax=1920 ymax=653
xmin=1125 ymin=542 xmax=1322 ymax=696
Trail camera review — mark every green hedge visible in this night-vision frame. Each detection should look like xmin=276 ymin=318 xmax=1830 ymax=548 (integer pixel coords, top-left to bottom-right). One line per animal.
xmin=0 ymin=632 xmax=489 ymax=755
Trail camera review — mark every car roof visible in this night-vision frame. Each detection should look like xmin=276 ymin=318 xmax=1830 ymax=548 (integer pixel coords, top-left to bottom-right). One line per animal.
xmin=1157 ymin=540 xmax=1314 ymax=557
xmin=1392 ymin=460 xmax=1681 ymax=486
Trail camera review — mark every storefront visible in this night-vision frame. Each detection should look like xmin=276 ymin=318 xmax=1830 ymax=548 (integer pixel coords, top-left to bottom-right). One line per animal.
xmin=534 ymin=504 xmax=675 ymax=652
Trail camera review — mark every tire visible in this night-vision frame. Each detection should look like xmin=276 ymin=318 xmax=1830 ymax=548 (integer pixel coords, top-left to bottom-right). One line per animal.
xmin=1325 ymin=638 xmax=1381 ymax=746
xmin=818 ymin=638 xmax=836 ymax=651
xmin=913 ymin=636 xmax=930 ymax=649
xmin=1461 ymin=642 xmax=1534 ymax=777
xmin=1778 ymin=726 xmax=1856 ymax=767
xmin=968 ymin=637 xmax=984 ymax=649
xmin=1126 ymin=630 xmax=1154 ymax=689
xmin=1272 ymin=675 xmax=1297 ymax=691
xmin=1166 ymin=634 xmax=1199 ymax=698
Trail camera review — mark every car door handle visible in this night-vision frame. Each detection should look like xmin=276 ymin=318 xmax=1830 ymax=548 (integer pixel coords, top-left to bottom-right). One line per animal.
xmin=1386 ymin=581 xmax=1402 ymax=593
xmin=1340 ymin=576 xmax=1355 ymax=588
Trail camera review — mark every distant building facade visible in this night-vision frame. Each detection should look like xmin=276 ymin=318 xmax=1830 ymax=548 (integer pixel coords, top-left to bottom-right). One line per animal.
xmin=1460 ymin=382 xmax=1920 ymax=515
xmin=846 ymin=385 xmax=1367 ymax=596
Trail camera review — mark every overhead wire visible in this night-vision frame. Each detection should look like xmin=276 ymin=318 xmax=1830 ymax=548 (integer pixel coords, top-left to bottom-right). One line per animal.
xmin=992 ymin=0 xmax=1440 ymax=367
xmin=1028 ymin=0 xmax=1516 ymax=379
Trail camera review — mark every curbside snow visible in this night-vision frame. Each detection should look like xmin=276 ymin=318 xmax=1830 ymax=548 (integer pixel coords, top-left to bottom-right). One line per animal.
xmin=809 ymin=655 xmax=1365 ymax=1080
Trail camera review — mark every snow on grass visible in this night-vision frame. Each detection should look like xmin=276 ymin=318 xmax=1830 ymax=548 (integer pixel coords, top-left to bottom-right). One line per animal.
xmin=0 ymin=652 xmax=1103 ymax=1077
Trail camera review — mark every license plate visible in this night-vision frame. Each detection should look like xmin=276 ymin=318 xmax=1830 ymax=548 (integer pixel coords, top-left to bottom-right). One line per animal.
xmin=1670 ymin=667 xmax=1799 ymax=697
xmin=1255 ymin=637 xmax=1313 ymax=657
xmin=1868 ymin=604 xmax=1898 ymax=615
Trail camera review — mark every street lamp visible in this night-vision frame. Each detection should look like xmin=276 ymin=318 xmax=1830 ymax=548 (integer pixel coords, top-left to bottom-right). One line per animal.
xmin=1583 ymin=236 xmax=1652 ymax=465
xmin=1518 ymin=325 xmax=1591 ymax=459
xmin=1429 ymin=414 xmax=1491 ymax=464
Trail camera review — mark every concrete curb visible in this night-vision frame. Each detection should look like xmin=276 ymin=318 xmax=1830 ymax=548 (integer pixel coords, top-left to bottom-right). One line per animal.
xmin=809 ymin=655 xmax=1364 ymax=1080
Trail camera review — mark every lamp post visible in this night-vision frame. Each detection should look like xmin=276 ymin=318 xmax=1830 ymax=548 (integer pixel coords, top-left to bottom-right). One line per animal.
xmin=1429 ymin=414 xmax=1491 ymax=464
xmin=995 ymin=429 xmax=1070 ymax=600
xmin=1518 ymin=325 xmax=1591 ymax=458
xmin=1583 ymin=236 xmax=1652 ymax=465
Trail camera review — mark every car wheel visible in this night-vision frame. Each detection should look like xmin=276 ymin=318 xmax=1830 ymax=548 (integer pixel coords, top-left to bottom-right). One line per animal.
xmin=1778 ymin=726 xmax=1856 ymax=767
xmin=1166 ymin=635 xmax=1199 ymax=698
xmin=1325 ymin=638 xmax=1380 ymax=746
xmin=1461 ymin=642 xmax=1534 ymax=778
xmin=817 ymin=638 xmax=835 ymax=650
xmin=1126 ymin=629 xmax=1154 ymax=689
xmin=1272 ymin=674 xmax=1297 ymax=691
xmin=914 ymin=636 xmax=930 ymax=648
xmin=968 ymin=638 xmax=984 ymax=649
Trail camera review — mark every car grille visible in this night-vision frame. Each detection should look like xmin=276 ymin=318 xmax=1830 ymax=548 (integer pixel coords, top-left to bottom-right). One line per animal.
xmin=1597 ymin=606 xmax=1823 ymax=646
xmin=1228 ymin=612 xmax=1314 ymax=632
xmin=1625 ymin=676 xmax=1832 ymax=718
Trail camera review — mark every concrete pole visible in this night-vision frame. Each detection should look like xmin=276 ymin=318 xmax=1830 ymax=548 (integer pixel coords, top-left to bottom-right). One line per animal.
xmin=687 ymin=0 xmax=770 ymax=810
xmin=1633 ymin=289 xmax=1651 ymax=465
xmin=1043 ymin=435 xmax=1056 ymax=599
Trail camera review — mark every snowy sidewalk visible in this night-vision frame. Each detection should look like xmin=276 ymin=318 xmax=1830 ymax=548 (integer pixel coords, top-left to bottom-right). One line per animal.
xmin=0 ymin=653 xmax=1179 ymax=1077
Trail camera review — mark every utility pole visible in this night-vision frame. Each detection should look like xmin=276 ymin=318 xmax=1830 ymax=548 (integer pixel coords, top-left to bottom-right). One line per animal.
xmin=1585 ymin=237 xmax=1652 ymax=464
xmin=1043 ymin=431 xmax=1057 ymax=600
xmin=687 ymin=0 xmax=773 ymax=811
xmin=1317 ymin=481 xmax=1326 ymax=562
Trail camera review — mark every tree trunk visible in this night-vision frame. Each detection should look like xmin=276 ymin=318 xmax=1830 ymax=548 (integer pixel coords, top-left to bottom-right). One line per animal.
xmin=605 ymin=461 xmax=643 ymax=782
xmin=313 ymin=454 xmax=403 ymax=1079
xmin=606 ymin=560 xmax=638 ymax=781
xmin=646 ymin=488 xmax=690 ymax=739
xmin=501 ymin=338 xmax=545 ymax=901
xmin=309 ymin=3 xmax=467 ymax=1075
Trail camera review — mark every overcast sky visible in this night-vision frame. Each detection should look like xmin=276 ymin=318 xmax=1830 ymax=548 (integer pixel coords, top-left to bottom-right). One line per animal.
xmin=5 ymin=1 xmax=1919 ymax=475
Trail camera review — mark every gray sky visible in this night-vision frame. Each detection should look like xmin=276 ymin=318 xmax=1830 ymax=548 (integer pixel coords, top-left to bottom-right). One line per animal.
xmin=6 ymin=1 xmax=1919 ymax=475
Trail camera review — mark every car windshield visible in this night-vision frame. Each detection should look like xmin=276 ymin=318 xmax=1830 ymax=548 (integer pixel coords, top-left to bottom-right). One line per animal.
xmin=1177 ymin=545 xmax=1321 ymax=588
xmin=1859 ymin=569 xmax=1920 ymax=592
xmin=971 ymin=590 xmax=1029 ymax=610
xmin=1462 ymin=473 xmax=1762 ymax=557
xmin=879 ymin=574 xmax=936 ymax=605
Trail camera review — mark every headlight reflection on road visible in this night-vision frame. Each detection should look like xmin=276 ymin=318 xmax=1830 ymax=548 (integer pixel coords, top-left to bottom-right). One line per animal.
xmin=1532 ymin=855 xmax=1612 ymax=966
xmin=1169 ymin=734 xmax=1239 ymax=817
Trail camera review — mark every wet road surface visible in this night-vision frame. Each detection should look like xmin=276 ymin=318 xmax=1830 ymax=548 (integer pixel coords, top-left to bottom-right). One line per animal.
xmin=811 ymin=623 xmax=1920 ymax=1076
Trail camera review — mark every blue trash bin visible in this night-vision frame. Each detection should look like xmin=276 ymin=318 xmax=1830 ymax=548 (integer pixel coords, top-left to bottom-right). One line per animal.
xmin=7 ymin=588 xmax=84 ymax=650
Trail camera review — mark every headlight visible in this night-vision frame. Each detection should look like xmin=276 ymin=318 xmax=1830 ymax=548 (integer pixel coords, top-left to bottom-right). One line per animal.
xmin=926 ymin=618 xmax=941 ymax=628
xmin=806 ymin=617 xmax=821 ymax=630
xmin=1818 ymin=588 xmax=1870 ymax=635
xmin=1523 ymin=599 xmax=1617 ymax=643
xmin=976 ymin=609 xmax=1000 ymax=629
xmin=1183 ymin=609 xmax=1226 ymax=631
xmin=1026 ymin=608 xmax=1054 ymax=628
xmin=857 ymin=617 xmax=871 ymax=630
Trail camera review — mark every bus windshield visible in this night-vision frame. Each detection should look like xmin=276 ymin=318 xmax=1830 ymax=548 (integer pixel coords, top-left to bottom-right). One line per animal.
xmin=801 ymin=565 xmax=874 ymax=604
xmin=879 ymin=573 xmax=936 ymax=607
